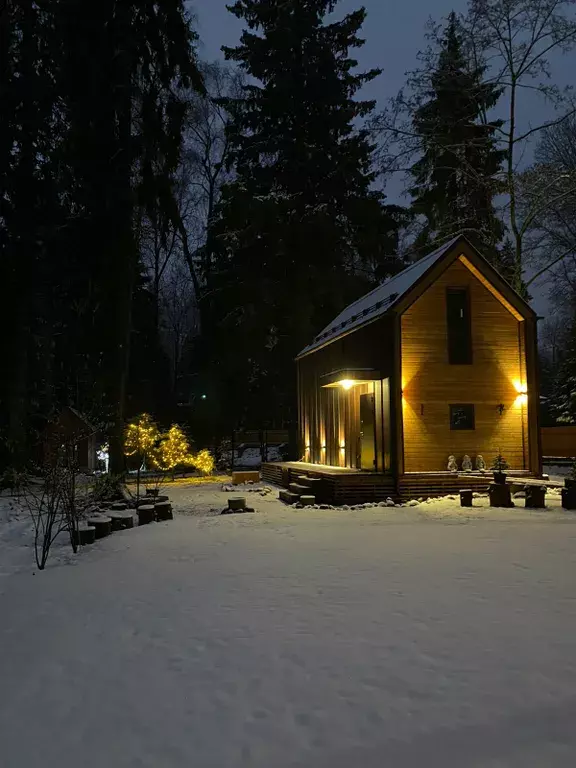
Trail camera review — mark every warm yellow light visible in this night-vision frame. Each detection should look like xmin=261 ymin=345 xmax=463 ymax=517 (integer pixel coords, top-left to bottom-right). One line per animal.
xmin=321 ymin=444 xmax=326 ymax=450
xmin=340 ymin=442 xmax=346 ymax=450
xmin=516 ymin=393 xmax=528 ymax=407
xmin=513 ymin=380 xmax=527 ymax=395
xmin=339 ymin=379 xmax=355 ymax=390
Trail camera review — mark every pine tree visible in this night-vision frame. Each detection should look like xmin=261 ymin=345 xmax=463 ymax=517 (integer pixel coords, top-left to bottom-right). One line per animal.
xmin=205 ymin=0 xmax=402 ymax=428
xmin=552 ymin=313 xmax=576 ymax=424
xmin=52 ymin=0 xmax=204 ymax=470
xmin=409 ymin=12 xmax=505 ymax=258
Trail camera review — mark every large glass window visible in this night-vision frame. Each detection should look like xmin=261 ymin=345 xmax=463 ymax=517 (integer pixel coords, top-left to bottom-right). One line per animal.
xmin=446 ymin=288 xmax=472 ymax=364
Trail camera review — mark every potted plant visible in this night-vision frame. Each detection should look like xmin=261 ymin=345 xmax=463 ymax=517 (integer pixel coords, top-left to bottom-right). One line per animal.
xmin=492 ymin=452 xmax=509 ymax=485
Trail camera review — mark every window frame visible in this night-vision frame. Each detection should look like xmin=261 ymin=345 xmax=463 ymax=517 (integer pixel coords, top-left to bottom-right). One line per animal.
xmin=446 ymin=287 xmax=473 ymax=365
xmin=449 ymin=403 xmax=476 ymax=431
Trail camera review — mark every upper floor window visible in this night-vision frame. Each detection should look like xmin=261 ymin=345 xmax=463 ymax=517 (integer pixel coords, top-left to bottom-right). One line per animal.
xmin=446 ymin=288 xmax=472 ymax=364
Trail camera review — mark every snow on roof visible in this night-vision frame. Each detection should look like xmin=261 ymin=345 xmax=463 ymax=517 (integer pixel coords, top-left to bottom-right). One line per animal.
xmin=299 ymin=236 xmax=462 ymax=357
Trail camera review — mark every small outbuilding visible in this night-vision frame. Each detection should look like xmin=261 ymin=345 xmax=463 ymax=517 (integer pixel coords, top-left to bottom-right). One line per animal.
xmin=43 ymin=406 xmax=99 ymax=471
xmin=263 ymin=235 xmax=541 ymax=502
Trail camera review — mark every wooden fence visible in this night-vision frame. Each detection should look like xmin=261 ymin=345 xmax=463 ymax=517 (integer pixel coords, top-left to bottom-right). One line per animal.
xmin=541 ymin=426 xmax=576 ymax=459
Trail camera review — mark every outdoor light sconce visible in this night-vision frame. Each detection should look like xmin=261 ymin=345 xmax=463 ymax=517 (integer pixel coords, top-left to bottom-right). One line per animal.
xmin=497 ymin=403 xmax=505 ymax=415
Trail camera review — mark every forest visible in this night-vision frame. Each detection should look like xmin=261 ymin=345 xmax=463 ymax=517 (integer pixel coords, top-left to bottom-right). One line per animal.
xmin=1 ymin=0 xmax=576 ymax=472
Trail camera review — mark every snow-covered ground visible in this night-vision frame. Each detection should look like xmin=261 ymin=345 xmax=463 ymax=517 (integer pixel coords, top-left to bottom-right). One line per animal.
xmin=2 ymin=479 xmax=576 ymax=766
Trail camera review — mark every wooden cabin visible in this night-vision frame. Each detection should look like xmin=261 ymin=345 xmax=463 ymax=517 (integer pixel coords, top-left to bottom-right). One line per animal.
xmin=262 ymin=236 xmax=541 ymax=502
xmin=43 ymin=406 xmax=98 ymax=471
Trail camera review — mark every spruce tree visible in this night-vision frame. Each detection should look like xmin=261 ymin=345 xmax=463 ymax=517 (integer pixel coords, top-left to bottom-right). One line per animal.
xmin=409 ymin=12 xmax=505 ymax=258
xmin=205 ymin=0 xmax=401 ymax=428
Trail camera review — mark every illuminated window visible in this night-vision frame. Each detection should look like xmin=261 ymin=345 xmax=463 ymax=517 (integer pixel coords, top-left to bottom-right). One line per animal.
xmin=450 ymin=404 xmax=475 ymax=430
xmin=446 ymin=289 xmax=472 ymax=364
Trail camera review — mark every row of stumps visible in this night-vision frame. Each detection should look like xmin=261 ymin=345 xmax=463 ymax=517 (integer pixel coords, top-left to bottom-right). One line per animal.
xmin=460 ymin=483 xmax=572 ymax=509
xmin=73 ymin=491 xmax=173 ymax=546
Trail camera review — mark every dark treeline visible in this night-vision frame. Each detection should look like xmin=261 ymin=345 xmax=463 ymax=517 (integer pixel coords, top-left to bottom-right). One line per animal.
xmin=1 ymin=0 xmax=576 ymax=470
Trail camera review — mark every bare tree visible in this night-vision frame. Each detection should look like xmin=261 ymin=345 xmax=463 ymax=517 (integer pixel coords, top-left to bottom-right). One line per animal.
xmin=159 ymin=263 xmax=198 ymax=396
xmin=140 ymin=61 xmax=240 ymax=335
xmin=465 ymin=0 xmax=576 ymax=289
xmin=24 ymin=439 xmax=82 ymax=570
xmin=177 ymin=61 xmax=242 ymax=282
xmin=518 ymin=114 xmax=576 ymax=291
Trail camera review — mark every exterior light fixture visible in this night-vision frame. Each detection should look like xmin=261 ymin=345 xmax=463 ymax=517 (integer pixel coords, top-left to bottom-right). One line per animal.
xmin=340 ymin=442 xmax=346 ymax=450
xmin=339 ymin=379 xmax=355 ymax=390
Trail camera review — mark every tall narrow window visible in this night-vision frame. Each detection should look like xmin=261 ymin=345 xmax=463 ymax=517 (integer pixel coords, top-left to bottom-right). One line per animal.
xmin=446 ymin=288 xmax=472 ymax=364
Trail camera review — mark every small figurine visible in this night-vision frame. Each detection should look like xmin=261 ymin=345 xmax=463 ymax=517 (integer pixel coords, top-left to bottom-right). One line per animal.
xmin=462 ymin=454 xmax=473 ymax=472
xmin=475 ymin=454 xmax=486 ymax=471
xmin=447 ymin=455 xmax=458 ymax=472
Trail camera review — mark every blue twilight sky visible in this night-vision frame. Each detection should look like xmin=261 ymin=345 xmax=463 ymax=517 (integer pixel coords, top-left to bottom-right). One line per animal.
xmin=190 ymin=0 xmax=576 ymax=317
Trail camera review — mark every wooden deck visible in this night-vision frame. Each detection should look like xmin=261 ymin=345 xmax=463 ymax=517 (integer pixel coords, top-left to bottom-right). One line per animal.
xmin=262 ymin=462 xmax=541 ymax=503
xmin=261 ymin=462 xmax=395 ymax=504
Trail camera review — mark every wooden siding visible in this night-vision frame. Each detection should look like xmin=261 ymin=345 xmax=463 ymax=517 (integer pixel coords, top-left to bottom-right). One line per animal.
xmin=541 ymin=427 xmax=576 ymax=458
xmin=297 ymin=317 xmax=395 ymax=469
xmin=401 ymin=259 xmax=530 ymax=472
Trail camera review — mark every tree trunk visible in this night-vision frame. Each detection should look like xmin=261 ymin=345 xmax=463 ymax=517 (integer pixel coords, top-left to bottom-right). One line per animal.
xmin=107 ymin=7 xmax=136 ymax=475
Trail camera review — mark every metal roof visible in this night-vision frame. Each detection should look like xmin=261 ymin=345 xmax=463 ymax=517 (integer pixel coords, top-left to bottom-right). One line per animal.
xmin=298 ymin=236 xmax=462 ymax=357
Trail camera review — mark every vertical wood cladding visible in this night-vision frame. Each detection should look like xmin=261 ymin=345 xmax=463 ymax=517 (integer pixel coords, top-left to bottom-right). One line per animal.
xmin=401 ymin=259 xmax=530 ymax=472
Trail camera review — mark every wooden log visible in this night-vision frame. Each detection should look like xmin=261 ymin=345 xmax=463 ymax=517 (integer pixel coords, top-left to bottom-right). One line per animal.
xmin=108 ymin=511 xmax=135 ymax=531
xmin=137 ymin=505 xmax=156 ymax=525
xmin=459 ymin=489 xmax=473 ymax=507
xmin=562 ymin=488 xmax=576 ymax=510
xmin=525 ymin=485 xmax=546 ymax=509
xmin=86 ymin=515 xmax=112 ymax=539
xmin=228 ymin=497 xmax=246 ymax=511
xmin=299 ymin=495 xmax=315 ymax=506
xmin=73 ymin=526 xmax=96 ymax=546
xmin=155 ymin=502 xmax=173 ymax=521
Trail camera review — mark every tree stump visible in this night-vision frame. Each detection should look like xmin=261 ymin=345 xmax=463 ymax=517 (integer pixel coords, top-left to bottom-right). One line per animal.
xmin=155 ymin=502 xmax=173 ymax=521
xmin=73 ymin=526 xmax=96 ymax=546
xmin=525 ymin=485 xmax=546 ymax=509
xmin=155 ymin=494 xmax=169 ymax=503
xmin=562 ymin=488 xmax=576 ymax=510
xmin=110 ymin=501 xmax=127 ymax=511
xmin=488 ymin=483 xmax=513 ymax=508
xmin=138 ymin=505 xmax=156 ymax=525
xmin=228 ymin=497 xmax=246 ymax=511
xmin=136 ymin=498 xmax=155 ymax=508
xmin=86 ymin=515 xmax=112 ymax=539
xmin=145 ymin=488 xmax=159 ymax=497
xmin=108 ymin=511 xmax=135 ymax=531
xmin=459 ymin=489 xmax=473 ymax=507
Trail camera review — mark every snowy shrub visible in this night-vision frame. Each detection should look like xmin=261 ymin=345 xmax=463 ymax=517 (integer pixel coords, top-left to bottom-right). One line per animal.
xmin=23 ymin=455 xmax=82 ymax=570
xmin=0 ymin=467 xmax=27 ymax=497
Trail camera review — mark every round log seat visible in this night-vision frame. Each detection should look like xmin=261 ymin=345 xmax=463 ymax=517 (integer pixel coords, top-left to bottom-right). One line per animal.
xmin=137 ymin=505 xmax=156 ymax=525
xmin=86 ymin=515 xmax=112 ymax=539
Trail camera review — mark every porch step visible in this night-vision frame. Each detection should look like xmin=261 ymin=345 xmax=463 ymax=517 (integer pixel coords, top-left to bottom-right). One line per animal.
xmin=299 ymin=477 xmax=323 ymax=489
xmin=299 ymin=495 xmax=315 ymax=506
xmin=289 ymin=482 xmax=309 ymax=495
xmin=279 ymin=490 xmax=300 ymax=505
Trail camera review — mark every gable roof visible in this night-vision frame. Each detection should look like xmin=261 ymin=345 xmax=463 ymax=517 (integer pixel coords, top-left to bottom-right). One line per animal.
xmin=297 ymin=235 xmax=534 ymax=358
